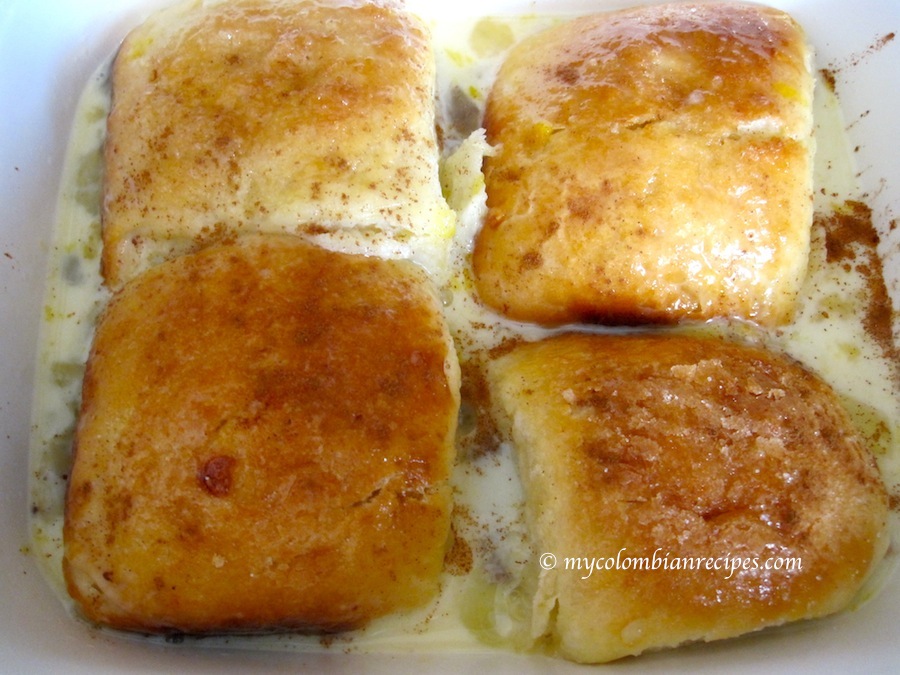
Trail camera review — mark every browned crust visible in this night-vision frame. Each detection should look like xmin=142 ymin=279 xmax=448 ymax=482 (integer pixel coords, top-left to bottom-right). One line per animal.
xmin=487 ymin=332 xmax=889 ymax=662
xmin=64 ymin=235 xmax=460 ymax=633
xmin=474 ymin=2 xmax=815 ymax=326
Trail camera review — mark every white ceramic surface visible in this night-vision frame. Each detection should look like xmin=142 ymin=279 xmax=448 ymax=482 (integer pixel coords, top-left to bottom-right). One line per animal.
xmin=1 ymin=1 xmax=897 ymax=672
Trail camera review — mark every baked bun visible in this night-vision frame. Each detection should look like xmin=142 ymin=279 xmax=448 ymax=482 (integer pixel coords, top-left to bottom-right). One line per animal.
xmin=486 ymin=332 xmax=888 ymax=663
xmin=474 ymin=3 xmax=814 ymax=326
xmin=101 ymin=0 xmax=453 ymax=288
xmin=64 ymin=235 xmax=460 ymax=633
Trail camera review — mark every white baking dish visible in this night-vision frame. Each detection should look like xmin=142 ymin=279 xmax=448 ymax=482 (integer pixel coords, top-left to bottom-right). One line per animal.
xmin=1 ymin=0 xmax=897 ymax=672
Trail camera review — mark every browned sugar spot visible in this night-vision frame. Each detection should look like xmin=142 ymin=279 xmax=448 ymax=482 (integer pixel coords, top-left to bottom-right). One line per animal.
xmin=199 ymin=455 xmax=236 ymax=497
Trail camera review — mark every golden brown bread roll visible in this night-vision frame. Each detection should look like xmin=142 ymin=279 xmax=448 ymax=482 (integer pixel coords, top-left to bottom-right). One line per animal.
xmin=474 ymin=2 xmax=815 ymax=326
xmin=101 ymin=0 xmax=454 ymax=289
xmin=64 ymin=235 xmax=460 ymax=633
xmin=486 ymin=332 xmax=888 ymax=663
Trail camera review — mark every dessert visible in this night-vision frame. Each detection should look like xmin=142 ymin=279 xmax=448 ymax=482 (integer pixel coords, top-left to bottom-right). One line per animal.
xmin=486 ymin=332 xmax=889 ymax=662
xmin=64 ymin=235 xmax=460 ymax=633
xmin=474 ymin=3 xmax=815 ymax=326
xmin=101 ymin=0 xmax=453 ymax=288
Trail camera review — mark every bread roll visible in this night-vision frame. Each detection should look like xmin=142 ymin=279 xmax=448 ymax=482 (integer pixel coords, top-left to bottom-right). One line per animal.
xmin=486 ymin=332 xmax=888 ymax=663
xmin=101 ymin=0 xmax=453 ymax=288
xmin=64 ymin=235 xmax=460 ymax=633
xmin=474 ymin=3 xmax=815 ymax=326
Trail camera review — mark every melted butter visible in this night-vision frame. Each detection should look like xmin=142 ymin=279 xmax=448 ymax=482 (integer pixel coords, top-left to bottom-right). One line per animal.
xmin=28 ymin=11 xmax=900 ymax=657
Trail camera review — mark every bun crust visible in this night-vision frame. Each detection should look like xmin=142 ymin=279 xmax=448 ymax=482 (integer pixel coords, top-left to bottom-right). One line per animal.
xmin=101 ymin=0 xmax=452 ymax=288
xmin=487 ymin=332 xmax=889 ymax=663
xmin=474 ymin=3 xmax=815 ymax=326
xmin=64 ymin=235 xmax=460 ymax=633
